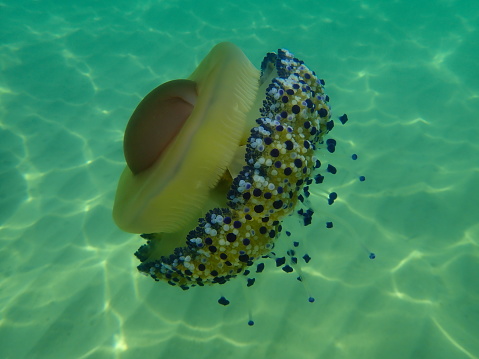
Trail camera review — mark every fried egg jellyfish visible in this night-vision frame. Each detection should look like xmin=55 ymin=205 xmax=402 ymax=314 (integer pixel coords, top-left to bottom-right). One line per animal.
xmin=113 ymin=42 xmax=335 ymax=291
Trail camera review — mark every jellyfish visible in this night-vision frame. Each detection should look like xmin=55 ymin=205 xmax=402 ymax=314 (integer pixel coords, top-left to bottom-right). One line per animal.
xmin=113 ymin=42 xmax=333 ymax=290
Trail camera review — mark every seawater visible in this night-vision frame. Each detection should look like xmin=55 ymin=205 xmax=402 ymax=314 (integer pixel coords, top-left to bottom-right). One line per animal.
xmin=0 ymin=1 xmax=478 ymax=358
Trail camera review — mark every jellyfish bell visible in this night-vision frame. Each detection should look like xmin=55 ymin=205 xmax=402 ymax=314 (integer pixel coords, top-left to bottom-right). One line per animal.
xmin=113 ymin=42 xmax=261 ymax=239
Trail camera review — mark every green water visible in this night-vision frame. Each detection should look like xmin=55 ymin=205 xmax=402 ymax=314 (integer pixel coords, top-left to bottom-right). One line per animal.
xmin=1 ymin=0 xmax=478 ymax=358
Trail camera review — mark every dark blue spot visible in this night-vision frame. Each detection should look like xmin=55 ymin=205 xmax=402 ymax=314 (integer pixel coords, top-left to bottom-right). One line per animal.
xmin=285 ymin=140 xmax=294 ymax=150
xmin=339 ymin=114 xmax=348 ymax=124
xmin=273 ymin=200 xmax=283 ymax=209
xmin=314 ymin=174 xmax=324 ymax=184
xmin=327 ymin=164 xmax=337 ymax=174
xmin=218 ymin=296 xmax=230 ymax=306
xmin=270 ymin=149 xmax=280 ymax=157
xmin=226 ymin=233 xmax=237 ymax=242
xmin=328 ymin=192 xmax=337 ymax=205
xmin=303 ymin=187 xmax=310 ymax=198
xmin=326 ymin=140 xmax=336 ymax=153
xmin=256 ymin=263 xmax=265 ymax=273
xmin=276 ymin=257 xmax=286 ymax=267
xmin=254 ymin=205 xmax=264 ymax=213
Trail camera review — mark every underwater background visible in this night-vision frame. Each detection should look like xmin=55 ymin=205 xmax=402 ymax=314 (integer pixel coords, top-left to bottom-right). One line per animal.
xmin=1 ymin=0 xmax=478 ymax=358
